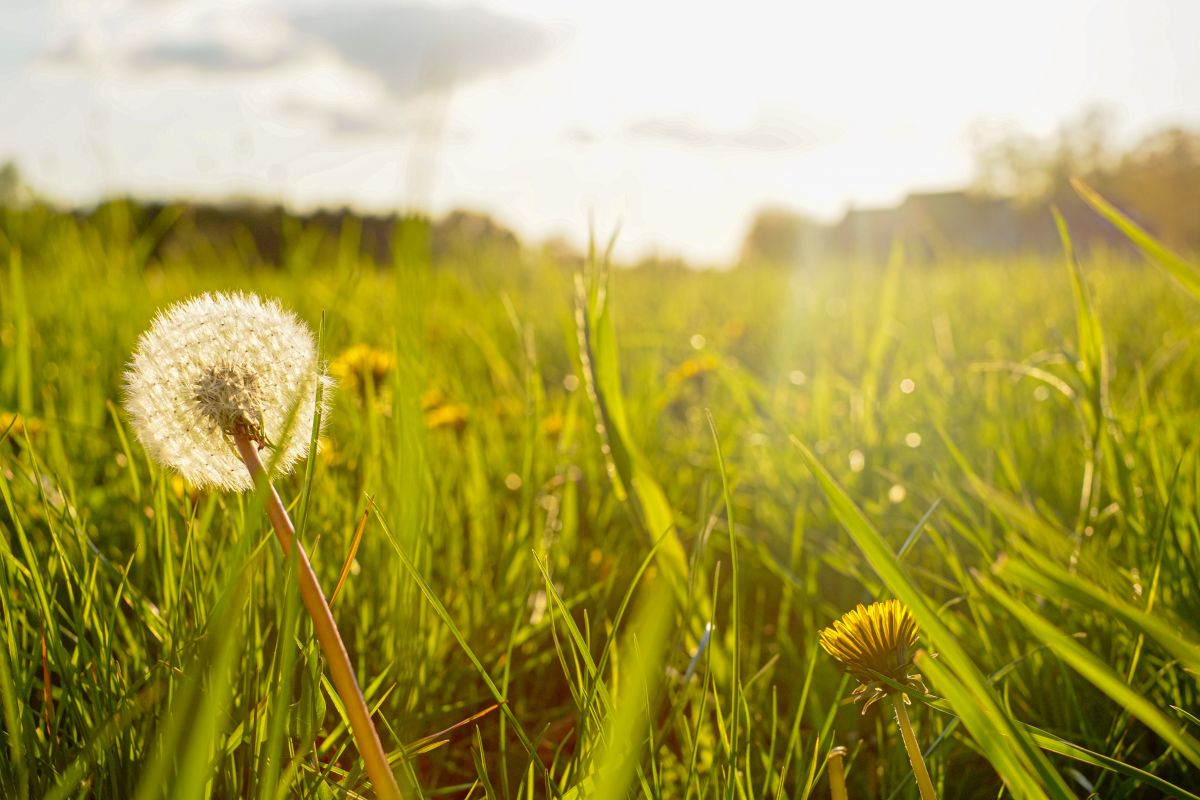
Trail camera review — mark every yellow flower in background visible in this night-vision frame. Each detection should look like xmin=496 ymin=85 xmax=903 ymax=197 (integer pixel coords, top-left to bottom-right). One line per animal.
xmin=329 ymin=344 xmax=395 ymax=401
xmin=668 ymin=354 xmax=719 ymax=387
xmin=541 ymin=411 xmax=565 ymax=437
xmin=424 ymin=402 xmax=469 ymax=431
xmin=819 ymin=599 xmax=924 ymax=709
xmin=316 ymin=435 xmax=341 ymax=466
xmin=419 ymin=386 xmax=469 ymax=431
xmin=419 ymin=386 xmax=447 ymax=410
xmin=1 ymin=411 xmax=42 ymax=441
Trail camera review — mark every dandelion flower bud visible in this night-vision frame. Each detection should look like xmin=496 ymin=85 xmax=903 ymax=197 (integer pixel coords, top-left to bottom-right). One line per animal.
xmin=123 ymin=292 xmax=332 ymax=492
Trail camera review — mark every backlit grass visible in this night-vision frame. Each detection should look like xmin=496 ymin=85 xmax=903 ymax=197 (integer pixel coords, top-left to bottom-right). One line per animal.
xmin=1 ymin=196 xmax=1199 ymax=797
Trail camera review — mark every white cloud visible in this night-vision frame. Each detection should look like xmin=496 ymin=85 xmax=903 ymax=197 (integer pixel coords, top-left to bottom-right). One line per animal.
xmin=42 ymin=1 xmax=557 ymax=102
xmin=288 ymin=3 xmax=555 ymax=100
xmin=125 ymin=39 xmax=296 ymax=73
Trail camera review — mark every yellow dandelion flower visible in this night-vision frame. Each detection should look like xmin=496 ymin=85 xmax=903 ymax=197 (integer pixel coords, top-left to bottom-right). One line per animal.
xmin=1 ymin=411 xmax=24 ymax=437
xmin=329 ymin=344 xmax=394 ymax=401
xmin=820 ymin=599 xmax=937 ymax=799
xmin=424 ymin=402 xmax=469 ymax=431
xmin=419 ymin=386 xmax=447 ymax=410
xmin=541 ymin=411 xmax=565 ymax=437
xmin=316 ymin=435 xmax=341 ymax=465
xmin=1 ymin=411 xmax=42 ymax=448
xmin=668 ymin=354 xmax=720 ymax=387
xmin=819 ymin=599 xmax=923 ymax=708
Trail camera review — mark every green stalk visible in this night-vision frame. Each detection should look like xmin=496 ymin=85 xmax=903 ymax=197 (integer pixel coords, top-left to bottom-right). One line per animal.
xmin=234 ymin=428 xmax=402 ymax=800
xmin=892 ymin=696 xmax=936 ymax=800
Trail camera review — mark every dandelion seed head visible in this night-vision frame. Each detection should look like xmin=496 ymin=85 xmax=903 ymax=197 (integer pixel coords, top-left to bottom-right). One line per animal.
xmin=819 ymin=599 xmax=925 ymax=709
xmin=123 ymin=292 xmax=332 ymax=492
xmin=193 ymin=363 xmax=265 ymax=434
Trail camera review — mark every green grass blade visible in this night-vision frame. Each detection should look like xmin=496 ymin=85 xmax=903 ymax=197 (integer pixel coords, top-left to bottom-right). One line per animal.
xmin=977 ymin=575 xmax=1200 ymax=769
xmin=1022 ymin=724 xmax=1200 ymax=799
xmin=589 ymin=583 xmax=674 ymax=800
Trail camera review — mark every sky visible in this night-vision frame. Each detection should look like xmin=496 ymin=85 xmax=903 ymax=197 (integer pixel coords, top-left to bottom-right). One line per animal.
xmin=2 ymin=0 xmax=1199 ymax=264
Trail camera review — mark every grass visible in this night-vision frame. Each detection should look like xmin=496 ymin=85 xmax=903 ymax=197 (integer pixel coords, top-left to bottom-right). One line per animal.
xmin=1 ymin=193 xmax=1199 ymax=798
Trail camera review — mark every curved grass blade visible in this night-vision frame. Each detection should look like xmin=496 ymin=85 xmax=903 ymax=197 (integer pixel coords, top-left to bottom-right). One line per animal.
xmin=977 ymin=575 xmax=1200 ymax=769
xmin=1072 ymin=179 xmax=1200 ymax=301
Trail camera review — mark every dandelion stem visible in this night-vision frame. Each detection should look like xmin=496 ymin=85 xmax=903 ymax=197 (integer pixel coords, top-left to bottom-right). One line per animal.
xmin=891 ymin=696 xmax=936 ymax=800
xmin=827 ymin=745 xmax=849 ymax=800
xmin=234 ymin=428 xmax=402 ymax=800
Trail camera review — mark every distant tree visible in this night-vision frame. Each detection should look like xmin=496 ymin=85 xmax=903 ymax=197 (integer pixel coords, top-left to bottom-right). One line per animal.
xmin=969 ymin=122 xmax=1049 ymax=200
xmin=0 ymin=162 xmax=33 ymax=208
xmin=970 ymin=106 xmax=1118 ymax=203
xmin=967 ymin=107 xmax=1200 ymax=251
xmin=432 ymin=210 xmax=520 ymax=261
xmin=1107 ymin=128 xmax=1200 ymax=250
xmin=739 ymin=207 xmax=826 ymax=265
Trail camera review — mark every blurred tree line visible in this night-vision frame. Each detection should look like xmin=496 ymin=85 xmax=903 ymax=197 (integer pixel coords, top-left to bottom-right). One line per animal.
xmin=972 ymin=107 xmax=1200 ymax=248
xmin=0 ymin=167 xmax=526 ymax=272
xmin=743 ymin=109 xmax=1200 ymax=265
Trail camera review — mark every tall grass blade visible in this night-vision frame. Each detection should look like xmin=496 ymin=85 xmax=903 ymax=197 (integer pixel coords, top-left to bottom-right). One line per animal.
xmin=1072 ymin=178 xmax=1200 ymax=301
xmin=977 ymin=575 xmax=1200 ymax=768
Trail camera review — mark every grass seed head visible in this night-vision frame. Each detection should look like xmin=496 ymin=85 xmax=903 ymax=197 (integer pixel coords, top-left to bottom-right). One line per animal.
xmin=123 ymin=292 xmax=332 ymax=492
xmin=819 ymin=599 xmax=925 ymax=709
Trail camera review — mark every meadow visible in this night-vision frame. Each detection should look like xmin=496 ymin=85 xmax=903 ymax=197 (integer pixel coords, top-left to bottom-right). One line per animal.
xmin=1 ymin=190 xmax=1199 ymax=798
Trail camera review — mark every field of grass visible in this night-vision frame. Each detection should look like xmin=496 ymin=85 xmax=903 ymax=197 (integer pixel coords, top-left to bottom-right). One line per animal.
xmin=1 ymin=194 xmax=1199 ymax=798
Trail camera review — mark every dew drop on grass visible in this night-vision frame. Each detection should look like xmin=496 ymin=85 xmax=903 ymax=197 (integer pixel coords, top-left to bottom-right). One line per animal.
xmin=905 ymin=432 xmax=922 ymax=448
xmin=900 ymin=378 xmax=915 ymax=394
xmin=888 ymin=484 xmax=907 ymax=504
xmin=690 ymin=333 xmax=706 ymax=350
xmin=788 ymin=370 xmax=807 ymax=386
xmin=849 ymin=449 xmax=865 ymax=472
xmin=504 ymin=473 xmax=523 ymax=491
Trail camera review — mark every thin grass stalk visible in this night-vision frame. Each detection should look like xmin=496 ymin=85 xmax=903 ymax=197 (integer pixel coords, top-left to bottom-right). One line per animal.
xmin=892 ymin=697 xmax=935 ymax=800
xmin=233 ymin=427 xmax=401 ymax=800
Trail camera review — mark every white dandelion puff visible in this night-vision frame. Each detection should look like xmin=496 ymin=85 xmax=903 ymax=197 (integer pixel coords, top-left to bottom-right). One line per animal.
xmin=121 ymin=293 xmax=401 ymax=797
xmin=123 ymin=292 xmax=333 ymax=492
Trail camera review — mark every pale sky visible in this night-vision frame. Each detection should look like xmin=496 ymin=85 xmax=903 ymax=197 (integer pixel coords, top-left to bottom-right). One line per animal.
xmin=2 ymin=0 xmax=1199 ymax=263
